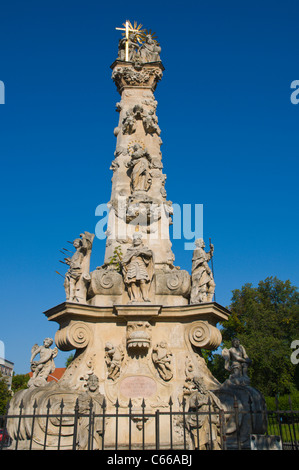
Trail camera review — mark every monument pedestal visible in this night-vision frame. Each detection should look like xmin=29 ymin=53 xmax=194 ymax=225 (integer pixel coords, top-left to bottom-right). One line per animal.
xmin=38 ymin=301 xmax=228 ymax=449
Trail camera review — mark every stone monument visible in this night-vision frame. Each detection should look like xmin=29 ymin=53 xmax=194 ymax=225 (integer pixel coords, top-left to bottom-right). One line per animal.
xmin=7 ymin=21 xmax=267 ymax=450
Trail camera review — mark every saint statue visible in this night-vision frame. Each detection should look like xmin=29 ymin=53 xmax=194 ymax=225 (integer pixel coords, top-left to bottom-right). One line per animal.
xmin=139 ymin=34 xmax=161 ymax=63
xmin=126 ymin=143 xmax=152 ymax=193
xmin=121 ymin=233 xmax=154 ymax=302
xmin=64 ymin=231 xmax=95 ymax=303
xmin=190 ymin=238 xmax=215 ymax=304
xmin=186 ymin=376 xmax=224 ymax=450
xmin=76 ymin=374 xmax=105 ymax=450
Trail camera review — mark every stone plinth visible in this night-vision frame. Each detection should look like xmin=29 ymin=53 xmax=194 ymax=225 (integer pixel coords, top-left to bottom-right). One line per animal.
xmin=40 ymin=301 xmax=229 ymax=448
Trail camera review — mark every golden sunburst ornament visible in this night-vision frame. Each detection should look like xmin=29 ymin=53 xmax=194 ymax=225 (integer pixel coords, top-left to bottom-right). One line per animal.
xmin=139 ymin=28 xmax=160 ymax=46
xmin=122 ymin=20 xmax=145 ymax=44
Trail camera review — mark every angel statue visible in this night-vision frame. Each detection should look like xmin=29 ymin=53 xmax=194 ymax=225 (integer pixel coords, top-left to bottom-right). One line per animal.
xmin=121 ymin=232 xmax=154 ymax=303
xmin=222 ymin=338 xmax=252 ymax=385
xmin=28 ymin=338 xmax=58 ymax=388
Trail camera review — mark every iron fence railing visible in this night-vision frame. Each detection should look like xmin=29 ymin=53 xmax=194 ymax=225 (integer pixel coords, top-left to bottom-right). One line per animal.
xmin=1 ymin=396 xmax=298 ymax=450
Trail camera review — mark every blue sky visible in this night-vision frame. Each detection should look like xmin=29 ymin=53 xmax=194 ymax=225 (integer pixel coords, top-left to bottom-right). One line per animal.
xmin=0 ymin=0 xmax=298 ymax=374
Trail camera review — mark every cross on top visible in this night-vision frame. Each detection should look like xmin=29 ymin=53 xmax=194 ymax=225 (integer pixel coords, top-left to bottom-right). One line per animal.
xmin=115 ymin=20 xmax=143 ymax=61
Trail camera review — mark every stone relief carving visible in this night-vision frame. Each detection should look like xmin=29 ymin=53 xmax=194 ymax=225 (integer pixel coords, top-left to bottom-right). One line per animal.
xmin=121 ymin=105 xmax=160 ymax=136
xmin=88 ymin=265 xmax=123 ymax=296
xmin=152 ymin=341 xmax=173 ymax=381
xmin=190 ymin=238 xmax=215 ymax=304
xmin=155 ymin=269 xmax=191 ymax=298
xmin=63 ymin=232 xmax=95 ymax=303
xmin=143 ymin=109 xmax=161 ymax=135
xmin=126 ymin=321 xmax=151 ymax=353
xmin=222 ymin=338 xmax=252 ymax=385
xmin=28 ymin=338 xmax=58 ymax=388
xmin=112 ymin=63 xmax=163 ymax=94
xmin=105 ymin=342 xmax=124 ymax=381
xmin=122 ymin=109 xmax=136 ymax=134
xmin=121 ymin=233 xmax=154 ymax=303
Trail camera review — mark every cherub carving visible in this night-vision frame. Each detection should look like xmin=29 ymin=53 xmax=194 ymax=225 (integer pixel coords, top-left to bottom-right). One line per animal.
xmin=104 ymin=342 xmax=124 ymax=381
xmin=152 ymin=341 xmax=173 ymax=381
xmin=28 ymin=338 xmax=58 ymax=388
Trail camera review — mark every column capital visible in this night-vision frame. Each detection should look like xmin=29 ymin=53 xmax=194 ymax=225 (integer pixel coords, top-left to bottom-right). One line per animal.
xmin=111 ymin=60 xmax=164 ymax=94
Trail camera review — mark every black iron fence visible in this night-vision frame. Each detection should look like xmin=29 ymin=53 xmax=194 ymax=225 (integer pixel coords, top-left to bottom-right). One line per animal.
xmin=1 ymin=396 xmax=298 ymax=451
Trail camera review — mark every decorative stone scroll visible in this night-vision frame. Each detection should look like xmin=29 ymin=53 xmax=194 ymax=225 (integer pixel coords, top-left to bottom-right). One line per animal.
xmin=155 ymin=269 xmax=191 ymax=297
xmin=55 ymin=321 xmax=92 ymax=352
xmin=88 ymin=266 xmax=124 ymax=296
xmin=188 ymin=321 xmax=222 ymax=351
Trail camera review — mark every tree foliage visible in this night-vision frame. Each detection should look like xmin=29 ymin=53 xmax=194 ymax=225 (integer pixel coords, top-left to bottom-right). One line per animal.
xmin=217 ymin=277 xmax=299 ymax=396
xmin=11 ymin=374 xmax=29 ymax=394
xmin=0 ymin=373 xmax=11 ymax=416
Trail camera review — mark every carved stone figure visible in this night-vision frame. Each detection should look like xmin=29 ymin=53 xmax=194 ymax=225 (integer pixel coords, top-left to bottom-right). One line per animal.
xmin=126 ymin=143 xmax=152 ymax=193
xmin=105 ymin=342 xmax=124 ymax=380
xmin=143 ymin=109 xmax=161 ymax=135
xmin=122 ymin=109 xmax=136 ymax=134
xmin=126 ymin=321 xmax=151 ymax=353
xmin=152 ymin=341 xmax=173 ymax=381
xmin=222 ymin=338 xmax=252 ymax=385
xmin=121 ymin=233 xmax=154 ymax=302
xmin=190 ymin=238 xmax=215 ymax=304
xmin=138 ymin=34 xmax=161 ymax=63
xmin=186 ymin=376 xmax=224 ymax=450
xmin=117 ymin=33 xmax=139 ymax=61
xmin=28 ymin=338 xmax=58 ymax=388
xmin=64 ymin=232 xmax=95 ymax=303
xmin=77 ymin=374 xmax=105 ymax=450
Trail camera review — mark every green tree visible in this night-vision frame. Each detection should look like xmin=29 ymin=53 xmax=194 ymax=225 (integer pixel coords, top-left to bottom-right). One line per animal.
xmin=65 ymin=354 xmax=74 ymax=368
xmin=218 ymin=277 xmax=299 ymax=396
xmin=0 ymin=373 xmax=12 ymax=416
xmin=11 ymin=373 xmax=29 ymax=394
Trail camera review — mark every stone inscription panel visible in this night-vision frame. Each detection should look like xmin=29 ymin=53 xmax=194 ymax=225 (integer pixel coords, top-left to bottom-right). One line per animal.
xmin=120 ymin=376 xmax=157 ymax=398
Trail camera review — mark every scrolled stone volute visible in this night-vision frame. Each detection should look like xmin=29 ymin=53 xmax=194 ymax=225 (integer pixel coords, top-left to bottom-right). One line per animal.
xmin=188 ymin=320 xmax=222 ymax=351
xmin=55 ymin=321 xmax=92 ymax=351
